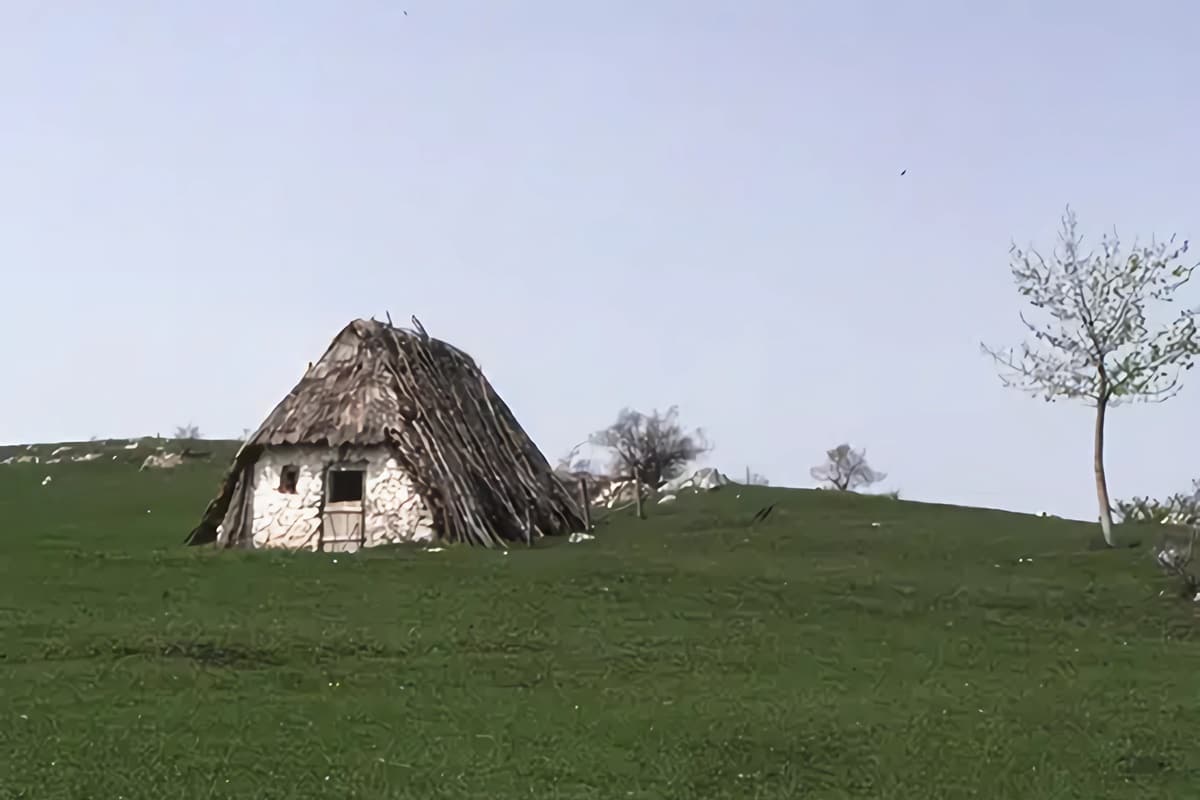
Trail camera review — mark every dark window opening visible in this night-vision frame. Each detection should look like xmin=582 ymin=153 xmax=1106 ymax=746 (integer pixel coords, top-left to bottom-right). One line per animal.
xmin=278 ymin=465 xmax=299 ymax=494
xmin=327 ymin=469 xmax=365 ymax=503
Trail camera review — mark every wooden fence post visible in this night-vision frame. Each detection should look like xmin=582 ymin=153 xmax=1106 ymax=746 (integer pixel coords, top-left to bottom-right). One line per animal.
xmin=633 ymin=468 xmax=645 ymax=520
xmin=578 ymin=476 xmax=592 ymax=530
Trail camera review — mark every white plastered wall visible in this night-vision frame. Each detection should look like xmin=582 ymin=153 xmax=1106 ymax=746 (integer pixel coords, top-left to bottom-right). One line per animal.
xmin=250 ymin=445 xmax=434 ymax=550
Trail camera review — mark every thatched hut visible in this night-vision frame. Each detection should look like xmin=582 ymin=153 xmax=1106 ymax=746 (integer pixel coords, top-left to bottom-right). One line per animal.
xmin=186 ymin=317 xmax=585 ymax=551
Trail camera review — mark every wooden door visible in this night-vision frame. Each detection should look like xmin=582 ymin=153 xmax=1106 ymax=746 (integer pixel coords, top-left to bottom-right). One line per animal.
xmin=320 ymin=467 xmax=366 ymax=552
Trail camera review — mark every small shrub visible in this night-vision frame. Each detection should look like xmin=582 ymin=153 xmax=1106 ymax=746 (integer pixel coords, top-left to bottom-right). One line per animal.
xmin=1153 ymin=522 xmax=1199 ymax=601
xmin=1117 ymin=481 xmax=1200 ymax=525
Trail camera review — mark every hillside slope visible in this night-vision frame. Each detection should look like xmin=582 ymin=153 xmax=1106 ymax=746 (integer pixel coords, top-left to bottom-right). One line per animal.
xmin=0 ymin=448 xmax=1196 ymax=798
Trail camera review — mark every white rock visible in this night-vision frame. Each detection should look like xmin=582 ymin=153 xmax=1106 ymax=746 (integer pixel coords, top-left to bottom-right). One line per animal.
xmin=657 ymin=494 xmax=677 ymax=505
xmin=41 ymin=475 xmax=52 ymax=486
xmin=140 ymin=452 xmax=183 ymax=471
xmin=659 ymin=467 xmax=731 ymax=493
xmin=1162 ymin=510 xmax=1199 ymax=526
xmin=593 ymin=479 xmax=654 ymax=509
xmin=568 ymin=532 xmax=596 ymax=543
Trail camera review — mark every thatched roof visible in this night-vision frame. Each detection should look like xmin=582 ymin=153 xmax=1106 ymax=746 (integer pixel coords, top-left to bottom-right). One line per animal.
xmin=186 ymin=317 xmax=585 ymax=549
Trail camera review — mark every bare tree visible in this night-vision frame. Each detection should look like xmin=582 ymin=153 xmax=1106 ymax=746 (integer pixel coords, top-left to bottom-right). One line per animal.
xmin=810 ymin=443 xmax=886 ymax=491
xmin=981 ymin=207 xmax=1200 ymax=547
xmin=173 ymin=423 xmax=202 ymax=440
xmin=589 ymin=406 xmax=710 ymax=487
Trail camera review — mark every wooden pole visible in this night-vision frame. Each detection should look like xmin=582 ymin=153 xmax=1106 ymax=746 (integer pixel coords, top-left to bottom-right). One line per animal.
xmin=633 ymin=467 xmax=645 ymax=520
xmin=578 ymin=476 xmax=592 ymax=530
xmin=524 ymin=504 xmax=533 ymax=547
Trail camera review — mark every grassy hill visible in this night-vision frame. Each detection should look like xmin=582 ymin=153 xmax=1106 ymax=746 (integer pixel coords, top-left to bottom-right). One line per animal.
xmin=0 ymin=444 xmax=1197 ymax=798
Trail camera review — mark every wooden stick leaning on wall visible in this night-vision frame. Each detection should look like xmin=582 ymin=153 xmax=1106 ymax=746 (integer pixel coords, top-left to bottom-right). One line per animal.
xmin=578 ymin=476 xmax=592 ymax=530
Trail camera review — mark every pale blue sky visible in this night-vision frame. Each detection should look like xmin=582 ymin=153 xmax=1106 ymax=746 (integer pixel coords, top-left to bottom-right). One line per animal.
xmin=2 ymin=1 xmax=1197 ymax=520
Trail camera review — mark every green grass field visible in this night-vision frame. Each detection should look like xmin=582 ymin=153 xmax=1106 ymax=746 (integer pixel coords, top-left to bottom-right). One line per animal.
xmin=1 ymin=441 xmax=1197 ymax=798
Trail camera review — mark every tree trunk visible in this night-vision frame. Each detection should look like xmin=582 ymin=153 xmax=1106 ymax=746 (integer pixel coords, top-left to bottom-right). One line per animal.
xmin=1094 ymin=398 xmax=1116 ymax=547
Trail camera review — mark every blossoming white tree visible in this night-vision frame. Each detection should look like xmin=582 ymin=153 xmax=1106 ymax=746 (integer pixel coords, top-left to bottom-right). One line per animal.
xmin=982 ymin=207 xmax=1199 ymax=547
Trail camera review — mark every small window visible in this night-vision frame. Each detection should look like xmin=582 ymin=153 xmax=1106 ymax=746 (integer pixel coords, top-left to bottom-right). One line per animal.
xmin=278 ymin=465 xmax=299 ymax=494
xmin=327 ymin=469 xmax=364 ymax=503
